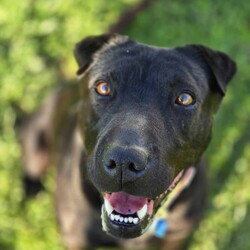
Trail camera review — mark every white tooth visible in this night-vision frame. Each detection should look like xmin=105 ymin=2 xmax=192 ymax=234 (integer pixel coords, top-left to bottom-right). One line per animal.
xmin=137 ymin=204 xmax=147 ymax=219
xmin=110 ymin=214 xmax=115 ymax=221
xmin=128 ymin=217 xmax=133 ymax=223
xmin=133 ymin=218 xmax=139 ymax=224
xmin=104 ymin=198 xmax=114 ymax=215
xmin=119 ymin=217 xmax=124 ymax=222
xmin=115 ymin=215 xmax=120 ymax=221
xmin=101 ymin=206 xmax=107 ymax=232
xmin=124 ymin=218 xmax=128 ymax=223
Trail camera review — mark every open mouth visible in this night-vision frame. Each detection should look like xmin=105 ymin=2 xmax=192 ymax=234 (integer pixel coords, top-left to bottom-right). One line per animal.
xmin=103 ymin=192 xmax=153 ymax=226
xmin=101 ymin=168 xmax=195 ymax=238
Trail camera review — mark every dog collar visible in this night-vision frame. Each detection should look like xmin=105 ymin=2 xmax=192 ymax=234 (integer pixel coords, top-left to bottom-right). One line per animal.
xmin=149 ymin=166 xmax=196 ymax=238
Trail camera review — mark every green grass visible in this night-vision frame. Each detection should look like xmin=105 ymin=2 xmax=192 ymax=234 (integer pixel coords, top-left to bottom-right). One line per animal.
xmin=0 ymin=0 xmax=250 ymax=249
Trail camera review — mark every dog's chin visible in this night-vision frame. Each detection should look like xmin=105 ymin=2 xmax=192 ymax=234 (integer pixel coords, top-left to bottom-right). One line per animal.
xmin=100 ymin=171 xmax=184 ymax=239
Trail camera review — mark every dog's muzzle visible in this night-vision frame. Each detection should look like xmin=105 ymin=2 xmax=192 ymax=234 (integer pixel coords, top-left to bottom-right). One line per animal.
xmin=100 ymin=167 xmax=196 ymax=238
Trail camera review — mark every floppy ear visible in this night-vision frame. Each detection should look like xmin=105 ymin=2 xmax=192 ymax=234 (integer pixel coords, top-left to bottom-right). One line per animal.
xmin=188 ymin=45 xmax=237 ymax=95
xmin=74 ymin=33 xmax=128 ymax=78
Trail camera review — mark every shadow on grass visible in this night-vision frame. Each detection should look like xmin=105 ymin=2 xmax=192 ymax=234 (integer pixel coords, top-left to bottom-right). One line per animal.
xmin=221 ymin=204 xmax=250 ymax=250
xmin=210 ymin=115 xmax=250 ymax=195
xmin=0 ymin=236 xmax=15 ymax=250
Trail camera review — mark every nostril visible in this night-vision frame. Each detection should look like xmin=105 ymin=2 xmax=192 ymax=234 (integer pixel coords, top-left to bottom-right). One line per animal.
xmin=128 ymin=163 xmax=137 ymax=173
xmin=103 ymin=146 xmax=148 ymax=176
xmin=128 ymin=162 xmax=145 ymax=172
xmin=106 ymin=159 xmax=116 ymax=170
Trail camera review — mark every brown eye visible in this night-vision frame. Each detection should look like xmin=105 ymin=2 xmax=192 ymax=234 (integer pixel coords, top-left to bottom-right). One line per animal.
xmin=95 ymin=81 xmax=111 ymax=96
xmin=175 ymin=93 xmax=195 ymax=106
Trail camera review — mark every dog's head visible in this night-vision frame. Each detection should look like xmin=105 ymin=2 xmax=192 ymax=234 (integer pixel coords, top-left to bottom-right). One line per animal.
xmin=74 ymin=34 xmax=236 ymax=238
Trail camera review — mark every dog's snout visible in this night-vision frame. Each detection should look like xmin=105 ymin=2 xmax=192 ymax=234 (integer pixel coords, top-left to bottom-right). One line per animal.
xmin=104 ymin=146 xmax=148 ymax=178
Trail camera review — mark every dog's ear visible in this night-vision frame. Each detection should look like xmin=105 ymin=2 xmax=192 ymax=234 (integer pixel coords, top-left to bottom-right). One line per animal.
xmin=74 ymin=33 xmax=128 ymax=78
xmin=187 ymin=45 xmax=237 ymax=95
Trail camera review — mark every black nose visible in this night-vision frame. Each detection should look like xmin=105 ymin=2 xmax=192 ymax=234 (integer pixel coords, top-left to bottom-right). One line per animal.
xmin=103 ymin=146 xmax=148 ymax=180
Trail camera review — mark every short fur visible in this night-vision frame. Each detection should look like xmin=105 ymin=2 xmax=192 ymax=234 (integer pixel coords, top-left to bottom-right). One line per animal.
xmin=20 ymin=34 xmax=236 ymax=249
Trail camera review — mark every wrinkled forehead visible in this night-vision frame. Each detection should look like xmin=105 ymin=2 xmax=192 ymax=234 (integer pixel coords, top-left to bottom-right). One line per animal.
xmin=88 ymin=42 xmax=210 ymax=93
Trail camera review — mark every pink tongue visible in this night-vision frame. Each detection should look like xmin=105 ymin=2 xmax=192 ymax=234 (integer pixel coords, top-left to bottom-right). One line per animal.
xmin=105 ymin=192 xmax=147 ymax=215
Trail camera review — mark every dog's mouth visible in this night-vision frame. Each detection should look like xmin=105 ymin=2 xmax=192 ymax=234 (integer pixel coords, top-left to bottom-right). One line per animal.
xmin=101 ymin=169 xmax=189 ymax=239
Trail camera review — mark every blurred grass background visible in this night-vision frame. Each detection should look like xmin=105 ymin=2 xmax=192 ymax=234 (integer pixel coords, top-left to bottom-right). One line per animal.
xmin=0 ymin=0 xmax=249 ymax=249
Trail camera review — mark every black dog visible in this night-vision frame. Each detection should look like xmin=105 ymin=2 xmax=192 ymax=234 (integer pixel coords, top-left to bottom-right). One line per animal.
xmin=20 ymin=34 xmax=236 ymax=249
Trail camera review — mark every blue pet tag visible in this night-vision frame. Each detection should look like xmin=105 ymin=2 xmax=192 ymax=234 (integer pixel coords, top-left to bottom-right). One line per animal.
xmin=154 ymin=219 xmax=169 ymax=238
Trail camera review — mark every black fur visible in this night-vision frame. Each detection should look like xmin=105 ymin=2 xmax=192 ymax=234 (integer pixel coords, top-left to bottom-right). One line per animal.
xmin=20 ymin=34 xmax=237 ymax=249
xmin=74 ymin=34 xmax=236 ymax=239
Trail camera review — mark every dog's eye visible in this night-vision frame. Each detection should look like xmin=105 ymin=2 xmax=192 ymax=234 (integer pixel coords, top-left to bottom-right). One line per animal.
xmin=175 ymin=93 xmax=195 ymax=106
xmin=95 ymin=81 xmax=111 ymax=96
